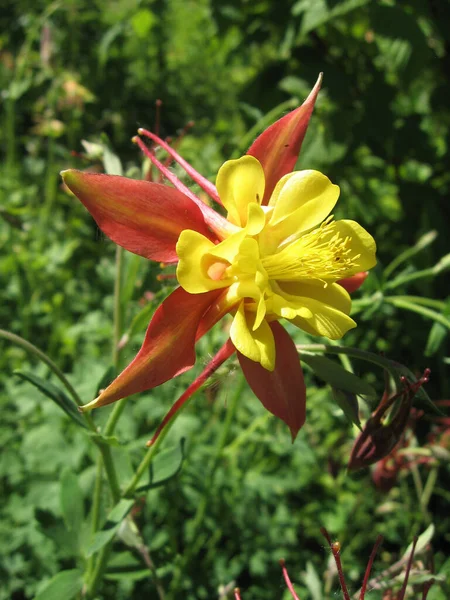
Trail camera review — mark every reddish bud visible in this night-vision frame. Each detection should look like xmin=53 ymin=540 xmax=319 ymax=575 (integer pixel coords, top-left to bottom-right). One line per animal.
xmin=348 ymin=370 xmax=430 ymax=471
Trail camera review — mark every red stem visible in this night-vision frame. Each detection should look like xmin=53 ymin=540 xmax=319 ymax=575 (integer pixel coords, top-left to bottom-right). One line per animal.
xmin=133 ymin=136 xmax=202 ymax=206
xmin=280 ymin=559 xmax=301 ymax=600
xmin=138 ymin=127 xmax=221 ymax=204
xmin=320 ymin=528 xmax=351 ymax=600
xmin=398 ymin=537 xmax=418 ymax=600
xmin=147 ymin=338 xmax=236 ymax=446
xmin=359 ymin=535 xmax=383 ymax=599
xmin=133 ymin=135 xmax=234 ymax=239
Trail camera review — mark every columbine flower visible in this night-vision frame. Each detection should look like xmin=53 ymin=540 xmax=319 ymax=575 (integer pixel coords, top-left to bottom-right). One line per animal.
xmin=62 ymin=74 xmax=376 ymax=440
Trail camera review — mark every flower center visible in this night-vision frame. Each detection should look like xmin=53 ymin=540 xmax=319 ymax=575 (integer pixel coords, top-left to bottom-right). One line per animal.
xmin=261 ymin=220 xmax=360 ymax=284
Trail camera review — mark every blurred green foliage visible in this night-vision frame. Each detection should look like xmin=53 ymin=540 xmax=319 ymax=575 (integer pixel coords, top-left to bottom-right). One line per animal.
xmin=1 ymin=0 xmax=449 ymax=599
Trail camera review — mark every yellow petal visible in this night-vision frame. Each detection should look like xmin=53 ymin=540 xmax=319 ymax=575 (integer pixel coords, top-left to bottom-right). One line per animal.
xmin=272 ymin=296 xmax=312 ymax=320
xmin=277 ymin=281 xmax=352 ymax=315
xmin=332 ymin=220 xmax=377 ymax=272
xmin=230 ymin=303 xmax=275 ymax=370
xmin=209 ymin=229 xmax=247 ymax=263
xmin=176 ymin=230 xmax=232 ymax=293
xmin=216 ymin=156 xmax=265 ymax=228
xmin=292 ymin=297 xmax=356 ymax=339
xmin=268 ymin=170 xmax=340 ymax=239
xmin=245 ymin=202 xmax=266 ymax=236
xmin=234 ymin=237 xmax=260 ymax=274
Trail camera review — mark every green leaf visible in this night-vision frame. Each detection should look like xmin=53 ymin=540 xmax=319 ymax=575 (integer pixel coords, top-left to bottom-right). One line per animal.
xmin=100 ymin=139 xmax=123 ymax=176
xmin=425 ymin=322 xmax=447 ymax=357
xmin=302 ymin=561 xmax=323 ymax=600
xmin=127 ymin=302 xmax=157 ymax=340
xmin=370 ymin=4 xmax=430 ymax=83
xmin=295 ymin=0 xmax=370 ymax=36
xmin=425 ymin=297 xmax=450 ymax=356
xmin=122 ymin=287 xmax=168 ymax=344
xmin=14 ymin=371 xmax=87 ymax=428
xmin=95 ymin=365 xmax=116 ymax=396
xmin=34 ymin=569 xmax=83 ymax=600
xmin=86 ymin=499 xmax=134 ymax=557
xmin=121 ymin=253 xmax=145 ymax=308
xmin=60 ymin=469 xmax=84 ymax=535
xmin=136 ymin=438 xmax=186 ymax=493
xmin=332 ymin=389 xmax=361 ymax=429
xmin=98 ymin=22 xmax=124 ymax=68
xmin=300 ymin=354 xmax=376 ymax=398
xmin=105 ymin=568 xmax=152 ymax=582
xmin=387 ymin=298 xmax=450 ymax=332
xmin=384 ymin=230 xmax=437 ymax=280
xmin=402 ymin=524 xmax=434 ymax=560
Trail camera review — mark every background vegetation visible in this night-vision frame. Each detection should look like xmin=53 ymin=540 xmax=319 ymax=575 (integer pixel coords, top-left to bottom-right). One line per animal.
xmin=1 ymin=0 xmax=449 ymax=598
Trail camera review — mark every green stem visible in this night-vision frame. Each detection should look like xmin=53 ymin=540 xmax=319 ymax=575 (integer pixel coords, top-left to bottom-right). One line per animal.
xmin=168 ymin=376 xmax=244 ymax=598
xmin=104 ymin=398 xmax=127 ymax=437
xmin=5 ymin=98 xmax=16 ymax=172
xmin=86 ymin=542 xmax=113 ymax=599
xmin=39 ymin=138 xmax=57 ymax=247
xmin=103 ymin=247 xmax=127 ymax=437
xmin=123 ymin=422 xmax=173 ymax=497
xmin=86 ymin=456 xmax=104 ymax=580
xmin=350 ymin=296 xmax=377 ymax=316
xmin=410 ymin=463 xmax=430 ymax=525
xmin=85 ymin=443 xmax=123 ymax=598
xmin=421 ymin=466 xmax=439 ymax=513
xmin=86 ymin=245 xmax=126 ymax=596
xmin=329 ymin=339 xmax=353 ymax=372
xmin=390 ymin=295 xmax=446 ymax=311
xmin=410 ymin=462 xmax=424 ymax=498
xmin=386 ymin=268 xmax=436 ymax=290
xmin=97 ymin=444 xmax=121 ymax=503
xmin=385 ymin=297 xmax=450 ymax=330
xmin=297 ymin=343 xmax=400 ymax=374
xmin=112 ymin=246 xmax=124 ymax=370
xmin=383 ymin=230 xmax=437 ymax=281
xmin=86 ymin=410 xmax=175 ymax=599
xmin=0 ymin=328 xmax=83 ymax=407
xmin=89 ymin=339 xmax=235 ymax=595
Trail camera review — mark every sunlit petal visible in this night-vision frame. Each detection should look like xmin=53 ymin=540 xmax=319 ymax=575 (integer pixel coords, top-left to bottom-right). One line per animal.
xmin=216 ymin=156 xmax=265 ymax=227
xmin=230 ymin=303 xmax=275 ymax=371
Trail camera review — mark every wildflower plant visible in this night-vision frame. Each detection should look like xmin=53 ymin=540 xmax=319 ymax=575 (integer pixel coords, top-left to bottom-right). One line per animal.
xmin=2 ymin=74 xmax=448 ymax=599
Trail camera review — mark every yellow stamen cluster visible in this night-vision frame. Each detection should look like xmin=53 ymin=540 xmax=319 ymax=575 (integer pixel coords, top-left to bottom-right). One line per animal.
xmin=262 ymin=220 xmax=360 ymax=285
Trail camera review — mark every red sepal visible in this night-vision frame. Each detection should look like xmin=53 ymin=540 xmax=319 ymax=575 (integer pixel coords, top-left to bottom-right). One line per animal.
xmin=338 ymin=271 xmax=368 ymax=293
xmin=62 ymin=170 xmax=213 ymax=263
xmin=84 ymin=287 xmax=220 ymax=409
xmin=237 ymin=321 xmax=306 ymax=441
xmin=247 ymin=73 xmax=322 ymax=204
